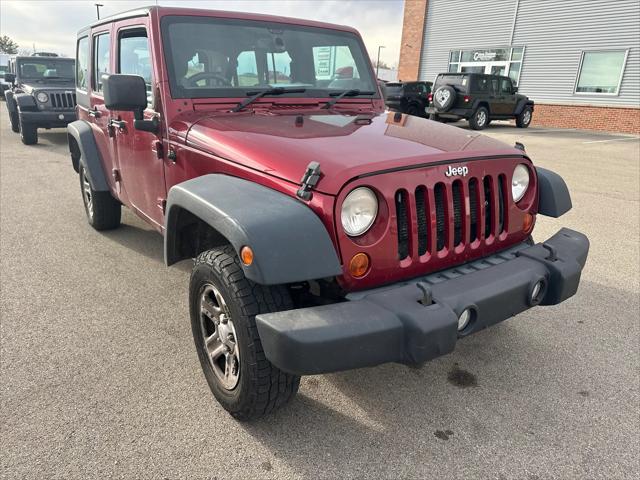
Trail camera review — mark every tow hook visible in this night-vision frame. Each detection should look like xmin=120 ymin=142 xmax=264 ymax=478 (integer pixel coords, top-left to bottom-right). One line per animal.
xmin=417 ymin=282 xmax=433 ymax=306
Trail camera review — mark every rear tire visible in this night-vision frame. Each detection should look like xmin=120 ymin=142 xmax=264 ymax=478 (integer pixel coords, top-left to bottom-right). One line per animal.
xmin=9 ymin=111 xmax=19 ymax=133
xmin=190 ymin=245 xmax=300 ymax=420
xmin=79 ymin=164 xmax=121 ymax=230
xmin=516 ymin=106 xmax=533 ymax=128
xmin=19 ymin=118 xmax=37 ymax=145
xmin=469 ymin=106 xmax=489 ymax=130
xmin=407 ymin=103 xmax=423 ymax=117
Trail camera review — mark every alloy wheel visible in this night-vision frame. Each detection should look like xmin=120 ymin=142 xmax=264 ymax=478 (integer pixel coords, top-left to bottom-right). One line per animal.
xmin=199 ymin=283 xmax=240 ymax=390
xmin=476 ymin=110 xmax=487 ymax=127
xmin=81 ymin=170 xmax=94 ymax=219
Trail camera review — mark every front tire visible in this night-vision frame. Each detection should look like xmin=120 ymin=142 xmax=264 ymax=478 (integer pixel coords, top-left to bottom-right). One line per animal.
xmin=516 ymin=106 xmax=533 ymax=128
xmin=79 ymin=164 xmax=121 ymax=230
xmin=469 ymin=106 xmax=489 ymax=130
xmin=190 ymin=246 xmax=300 ymax=420
xmin=19 ymin=118 xmax=37 ymax=145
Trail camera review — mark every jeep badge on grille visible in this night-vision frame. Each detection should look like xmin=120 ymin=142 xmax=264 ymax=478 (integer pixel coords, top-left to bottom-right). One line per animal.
xmin=445 ymin=165 xmax=469 ymax=177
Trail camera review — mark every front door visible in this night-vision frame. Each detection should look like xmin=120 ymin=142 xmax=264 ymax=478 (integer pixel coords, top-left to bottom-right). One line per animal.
xmin=496 ymin=77 xmax=518 ymax=115
xmin=111 ymin=25 xmax=166 ymax=228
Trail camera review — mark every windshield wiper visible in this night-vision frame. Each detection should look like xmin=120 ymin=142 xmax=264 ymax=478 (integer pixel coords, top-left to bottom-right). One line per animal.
xmin=231 ymin=87 xmax=307 ymax=113
xmin=322 ymin=89 xmax=375 ymax=109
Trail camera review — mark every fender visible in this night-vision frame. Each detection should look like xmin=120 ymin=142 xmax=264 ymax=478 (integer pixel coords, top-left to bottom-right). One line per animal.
xmin=66 ymin=120 xmax=110 ymax=191
xmin=515 ymin=98 xmax=534 ymax=115
xmin=15 ymin=93 xmax=38 ymax=112
xmin=165 ymin=174 xmax=342 ymax=285
xmin=5 ymin=91 xmax=17 ymax=113
xmin=471 ymin=99 xmax=489 ymax=114
xmin=536 ymin=167 xmax=572 ymax=217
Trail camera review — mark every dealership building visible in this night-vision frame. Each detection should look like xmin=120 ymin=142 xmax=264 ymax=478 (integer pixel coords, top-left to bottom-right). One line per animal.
xmin=398 ymin=0 xmax=640 ymax=133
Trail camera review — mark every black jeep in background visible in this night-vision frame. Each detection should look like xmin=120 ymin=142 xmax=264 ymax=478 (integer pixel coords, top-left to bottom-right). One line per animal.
xmin=427 ymin=73 xmax=533 ymax=130
xmin=4 ymin=56 xmax=77 ymax=145
xmin=384 ymin=81 xmax=432 ymax=117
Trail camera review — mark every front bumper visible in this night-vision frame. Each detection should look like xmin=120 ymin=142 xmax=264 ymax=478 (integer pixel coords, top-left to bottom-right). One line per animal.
xmin=256 ymin=228 xmax=589 ymax=375
xmin=19 ymin=110 xmax=77 ymax=128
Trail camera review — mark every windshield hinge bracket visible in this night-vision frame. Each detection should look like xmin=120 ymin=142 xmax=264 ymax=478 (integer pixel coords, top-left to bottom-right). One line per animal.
xmin=296 ymin=161 xmax=321 ymax=201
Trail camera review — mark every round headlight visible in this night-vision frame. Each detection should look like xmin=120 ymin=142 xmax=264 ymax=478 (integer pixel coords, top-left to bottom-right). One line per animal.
xmin=512 ymin=164 xmax=530 ymax=203
xmin=341 ymin=187 xmax=378 ymax=237
xmin=36 ymin=92 xmax=49 ymax=103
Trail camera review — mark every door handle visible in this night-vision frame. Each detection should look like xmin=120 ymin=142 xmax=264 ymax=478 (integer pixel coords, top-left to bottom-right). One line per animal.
xmin=88 ymin=107 xmax=101 ymax=118
xmin=108 ymin=119 xmax=127 ymax=130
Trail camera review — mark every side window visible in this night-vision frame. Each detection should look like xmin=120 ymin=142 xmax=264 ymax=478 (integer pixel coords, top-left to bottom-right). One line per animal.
xmin=500 ymin=78 xmax=513 ymax=94
xmin=76 ymin=36 xmax=89 ymax=90
xmin=93 ymin=32 xmax=111 ymax=93
xmin=490 ymin=78 xmax=499 ymax=94
xmin=118 ymin=28 xmax=153 ymax=105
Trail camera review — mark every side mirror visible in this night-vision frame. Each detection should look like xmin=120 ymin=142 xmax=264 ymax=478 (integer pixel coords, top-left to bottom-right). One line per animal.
xmin=512 ymin=86 xmax=518 ymax=93
xmin=4 ymin=73 xmax=16 ymax=84
xmin=102 ymin=73 xmax=158 ymax=133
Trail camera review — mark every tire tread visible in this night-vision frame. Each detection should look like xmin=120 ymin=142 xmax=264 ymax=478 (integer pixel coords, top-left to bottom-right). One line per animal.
xmin=193 ymin=246 xmax=300 ymax=420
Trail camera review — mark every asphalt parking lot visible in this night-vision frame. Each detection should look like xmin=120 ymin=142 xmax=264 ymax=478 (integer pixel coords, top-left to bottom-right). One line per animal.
xmin=1 ymin=114 xmax=638 ymax=480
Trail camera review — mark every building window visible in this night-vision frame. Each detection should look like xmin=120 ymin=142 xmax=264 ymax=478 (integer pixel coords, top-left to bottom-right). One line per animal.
xmin=447 ymin=47 xmax=524 ymax=85
xmin=575 ymin=50 xmax=628 ymax=95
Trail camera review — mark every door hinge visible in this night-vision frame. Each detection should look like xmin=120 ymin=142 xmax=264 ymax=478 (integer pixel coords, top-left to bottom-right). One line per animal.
xmin=157 ymin=198 xmax=166 ymax=213
xmin=153 ymin=140 xmax=164 ymax=160
xmin=112 ymin=168 xmax=121 ymax=182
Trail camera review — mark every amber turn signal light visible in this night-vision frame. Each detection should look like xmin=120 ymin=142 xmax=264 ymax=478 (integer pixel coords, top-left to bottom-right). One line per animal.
xmin=240 ymin=246 xmax=254 ymax=266
xmin=523 ymin=213 xmax=535 ymax=234
xmin=349 ymin=253 xmax=370 ymax=278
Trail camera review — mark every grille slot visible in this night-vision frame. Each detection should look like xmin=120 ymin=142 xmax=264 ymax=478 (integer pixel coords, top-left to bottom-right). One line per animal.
xmin=434 ymin=183 xmax=446 ymax=251
xmin=50 ymin=92 xmax=76 ymax=109
xmin=452 ymin=181 xmax=464 ymax=246
xmin=469 ymin=178 xmax=479 ymax=242
xmin=396 ymin=190 xmax=410 ymax=260
xmin=415 ymin=186 xmax=428 ymax=256
xmin=484 ymin=176 xmax=493 ymax=238
xmin=498 ymin=174 xmax=507 ymax=233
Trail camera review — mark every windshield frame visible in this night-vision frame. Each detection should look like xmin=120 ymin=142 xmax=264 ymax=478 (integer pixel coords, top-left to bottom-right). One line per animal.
xmin=16 ymin=58 xmax=75 ymax=81
xmin=160 ymin=15 xmax=379 ymax=101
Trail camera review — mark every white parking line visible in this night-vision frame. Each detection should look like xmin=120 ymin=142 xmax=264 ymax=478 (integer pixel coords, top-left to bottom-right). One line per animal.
xmin=582 ymin=137 xmax=640 ymax=144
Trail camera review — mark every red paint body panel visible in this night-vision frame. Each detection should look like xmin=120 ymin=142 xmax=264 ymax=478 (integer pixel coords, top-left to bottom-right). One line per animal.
xmin=79 ymin=6 xmax=539 ymax=292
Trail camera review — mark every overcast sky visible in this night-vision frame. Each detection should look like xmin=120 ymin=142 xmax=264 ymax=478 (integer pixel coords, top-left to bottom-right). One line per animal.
xmin=0 ymin=0 xmax=404 ymax=67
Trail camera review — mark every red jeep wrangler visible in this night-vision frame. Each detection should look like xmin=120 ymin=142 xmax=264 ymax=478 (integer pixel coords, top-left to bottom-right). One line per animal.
xmin=68 ymin=7 xmax=589 ymax=420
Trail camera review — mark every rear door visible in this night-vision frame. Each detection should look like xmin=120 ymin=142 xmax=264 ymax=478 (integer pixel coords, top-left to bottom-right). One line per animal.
xmin=497 ymin=77 xmax=518 ymax=115
xmin=110 ymin=22 xmax=166 ymax=228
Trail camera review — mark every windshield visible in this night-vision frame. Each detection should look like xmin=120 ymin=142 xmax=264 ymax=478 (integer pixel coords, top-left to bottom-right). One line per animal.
xmin=17 ymin=59 xmax=75 ymax=80
xmin=161 ymin=16 xmax=377 ymax=99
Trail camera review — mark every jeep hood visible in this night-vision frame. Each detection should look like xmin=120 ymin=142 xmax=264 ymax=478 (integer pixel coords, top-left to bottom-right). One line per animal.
xmin=19 ymin=81 xmax=75 ymax=93
xmin=184 ymin=111 xmax=523 ymax=195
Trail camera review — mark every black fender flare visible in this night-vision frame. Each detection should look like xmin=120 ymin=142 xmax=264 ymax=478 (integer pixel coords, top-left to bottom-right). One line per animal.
xmin=165 ymin=174 xmax=342 ymax=285
xmin=5 ymin=91 xmax=17 ymax=113
xmin=15 ymin=93 xmax=38 ymax=112
xmin=536 ymin=167 xmax=572 ymax=217
xmin=471 ymin=99 xmax=490 ymax=114
xmin=515 ymin=99 xmax=534 ymax=116
xmin=66 ymin=120 xmax=110 ymax=190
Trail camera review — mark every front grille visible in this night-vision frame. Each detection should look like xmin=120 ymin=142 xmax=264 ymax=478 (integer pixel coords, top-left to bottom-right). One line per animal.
xmin=50 ymin=92 xmax=76 ymax=109
xmin=396 ymin=174 xmax=507 ymax=260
